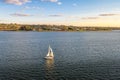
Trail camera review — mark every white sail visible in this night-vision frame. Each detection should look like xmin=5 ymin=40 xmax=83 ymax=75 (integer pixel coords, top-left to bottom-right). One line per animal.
xmin=46 ymin=52 xmax=50 ymax=57
xmin=45 ymin=45 xmax=54 ymax=58
xmin=49 ymin=47 xmax=54 ymax=57
xmin=46 ymin=46 xmax=51 ymax=57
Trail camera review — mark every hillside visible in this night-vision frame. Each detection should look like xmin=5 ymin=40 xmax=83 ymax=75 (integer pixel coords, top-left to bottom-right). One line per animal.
xmin=0 ymin=23 xmax=119 ymax=31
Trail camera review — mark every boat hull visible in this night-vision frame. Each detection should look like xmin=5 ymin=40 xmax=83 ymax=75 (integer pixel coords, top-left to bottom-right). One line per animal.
xmin=44 ymin=56 xmax=54 ymax=60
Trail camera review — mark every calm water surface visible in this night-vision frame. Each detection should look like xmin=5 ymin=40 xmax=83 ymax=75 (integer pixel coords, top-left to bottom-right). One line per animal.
xmin=0 ymin=31 xmax=120 ymax=80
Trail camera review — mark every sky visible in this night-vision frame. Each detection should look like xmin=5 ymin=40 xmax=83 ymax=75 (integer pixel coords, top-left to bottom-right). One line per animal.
xmin=0 ymin=0 xmax=120 ymax=27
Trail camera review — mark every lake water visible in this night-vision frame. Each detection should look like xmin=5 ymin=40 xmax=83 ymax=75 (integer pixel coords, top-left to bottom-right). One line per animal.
xmin=0 ymin=31 xmax=120 ymax=80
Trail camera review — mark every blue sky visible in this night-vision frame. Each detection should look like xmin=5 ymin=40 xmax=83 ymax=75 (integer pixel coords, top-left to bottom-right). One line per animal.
xmin=0 ymin=0 xmax=120 ymax=26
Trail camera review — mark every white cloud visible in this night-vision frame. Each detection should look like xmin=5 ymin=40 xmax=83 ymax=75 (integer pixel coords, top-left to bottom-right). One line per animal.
xmin=41 ymin=0 xmax=58 ymax=2
xmin=82 ymin=17 xmax=99 ymax=20
xmin=57 ymin=2 xmax=62 ymax=5
xmin=24 ymin=6 xmax=43 ymax=10
xmin=10 ymin=13 xmax=32 ymax=17
xmin=73 ymin=3 xmax=77 ymax=7
xmin=48 ymin=14 xmax=63 ymax=17
xmin=4 ymin=0 xmax=31 ymax=5
xmin=41 ymin=0 xmax=62 ymax=5
xmin=99 ymin=13 xmax=120 ymax=16
xmin=4 ymin=0 xmax=62 ymax=5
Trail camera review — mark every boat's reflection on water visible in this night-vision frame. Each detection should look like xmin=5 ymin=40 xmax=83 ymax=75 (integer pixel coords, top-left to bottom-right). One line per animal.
xmin=45 ymin=59 xmax=55 ymax=79
xmin=45 ymin=59 xmax=54 ymax=70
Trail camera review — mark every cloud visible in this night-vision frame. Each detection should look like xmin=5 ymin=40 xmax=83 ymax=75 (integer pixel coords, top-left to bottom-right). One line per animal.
xmin=57 ymin=2 xmax=62 ymax=5
xmin=10 ymin=13 xmax=32 ymax=17
xmin=81 ymin=13 xmax=120 ymax=20
xmin=24 ymin=6 xmax=43 ymax=10
xmin=82 ymin=17 xmax=99 ymax=20
xmin=99 ymin=13 xmax=119 ymax=16
xmin=41 ymin=0 xmax=62 ymax=5
xmin=48 ymin=14 xmax=63 ymax=17
xmin=73 ymin=3 xmax=77 ymax=7
xmin=4 ymin=0 xmax=31 ymax=5
xmin=41 ymin=0 xmax=58 ymax=2
xmin=68 ymin=15 xmax=81 ymax=19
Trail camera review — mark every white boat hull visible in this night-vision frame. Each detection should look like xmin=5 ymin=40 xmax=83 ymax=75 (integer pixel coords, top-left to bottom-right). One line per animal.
xmin=44 ymin=56 xmax=54 ymax=60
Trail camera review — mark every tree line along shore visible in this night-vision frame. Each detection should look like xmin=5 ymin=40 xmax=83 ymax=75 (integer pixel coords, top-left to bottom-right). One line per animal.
xmin=0 ymin=23 xmax=119 ymax=31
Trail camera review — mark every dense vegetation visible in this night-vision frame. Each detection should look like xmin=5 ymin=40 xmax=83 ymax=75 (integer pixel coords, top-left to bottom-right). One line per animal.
xmin=0 ymin=23 xmax=119 ymax=31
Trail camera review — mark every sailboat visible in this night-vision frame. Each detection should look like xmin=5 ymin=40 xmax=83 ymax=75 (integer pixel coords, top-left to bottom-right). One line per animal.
xmin=45 ymin=45 xmax=54 ymax=59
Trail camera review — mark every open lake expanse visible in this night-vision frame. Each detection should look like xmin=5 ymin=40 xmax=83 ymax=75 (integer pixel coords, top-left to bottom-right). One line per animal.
xmin=0 ymin=31 xmax=120 ymax=80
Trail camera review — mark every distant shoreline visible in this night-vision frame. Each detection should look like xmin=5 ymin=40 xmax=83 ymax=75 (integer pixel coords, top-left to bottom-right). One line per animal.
xmin=0 ymin=23 xmax=120 ymax=32
xmin=0 ymin=29 xmax=113 ymax=32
